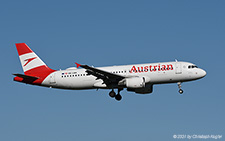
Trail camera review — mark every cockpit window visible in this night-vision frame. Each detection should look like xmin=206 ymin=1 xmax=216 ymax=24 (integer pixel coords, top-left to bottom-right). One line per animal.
xmin=188 ymin=65 xmax=198 ymax=69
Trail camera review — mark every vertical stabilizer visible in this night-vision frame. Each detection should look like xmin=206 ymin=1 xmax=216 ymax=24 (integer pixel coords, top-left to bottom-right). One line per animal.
xmin=15 ymin=43 xmax=55 ymax=84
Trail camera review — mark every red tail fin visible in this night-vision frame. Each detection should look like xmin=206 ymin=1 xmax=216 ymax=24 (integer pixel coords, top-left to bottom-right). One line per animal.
xmin=15 ymin=43 xmax=55 ymax=85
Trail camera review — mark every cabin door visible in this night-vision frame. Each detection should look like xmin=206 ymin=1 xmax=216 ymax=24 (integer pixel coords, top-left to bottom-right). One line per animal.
xmin=175 ymin=62 xmax=182 ymax=74
xmin=50 ymin=73 xmax=56 ymax=84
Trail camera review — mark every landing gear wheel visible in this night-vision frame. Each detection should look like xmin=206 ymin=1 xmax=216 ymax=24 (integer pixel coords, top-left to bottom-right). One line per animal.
xmin=115 ymin=94 xmax=122 ymax=101
xmin=109 ymin=90 xmax=116 ymax=98
xmin=179 ymin=89 xmax=183 ymax=94
xmin=177 ymin=82 xmax=184 ymax=94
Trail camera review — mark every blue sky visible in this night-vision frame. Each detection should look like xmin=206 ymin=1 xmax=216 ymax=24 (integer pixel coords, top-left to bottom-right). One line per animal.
xmin=0 ymin=0 xmax=224 ymax=140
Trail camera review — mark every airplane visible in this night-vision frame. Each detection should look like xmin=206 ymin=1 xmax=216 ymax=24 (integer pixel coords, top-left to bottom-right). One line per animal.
xmin=13 ymin=43 xmax=207 ymax=101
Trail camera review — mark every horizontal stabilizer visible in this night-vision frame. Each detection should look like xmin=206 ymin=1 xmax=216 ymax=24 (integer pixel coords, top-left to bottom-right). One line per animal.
xmin=13 ymin=73 xmax=39 ymax=80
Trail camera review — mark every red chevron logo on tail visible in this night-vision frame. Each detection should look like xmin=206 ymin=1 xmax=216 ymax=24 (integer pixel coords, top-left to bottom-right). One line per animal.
xmin=24 ymin=57 xmax=37 ymax=67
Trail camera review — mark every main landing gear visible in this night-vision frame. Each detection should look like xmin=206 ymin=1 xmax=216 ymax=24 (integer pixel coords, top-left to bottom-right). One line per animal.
xmin=109 ymin=89 xmax=123 ymax=101
xmin=177 ymin=82 xmax=183 ymax=94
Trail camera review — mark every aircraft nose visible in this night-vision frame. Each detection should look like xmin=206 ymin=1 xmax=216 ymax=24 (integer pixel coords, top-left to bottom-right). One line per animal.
xmin=199 ymin=69 xmax=207 ymax=78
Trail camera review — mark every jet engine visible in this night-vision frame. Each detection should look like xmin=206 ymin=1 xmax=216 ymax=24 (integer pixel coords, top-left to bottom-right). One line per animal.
xmin=125 ymin=77 xmax=145 ymax=88
xmin=127 ymin=84 xmax=153 ymax=94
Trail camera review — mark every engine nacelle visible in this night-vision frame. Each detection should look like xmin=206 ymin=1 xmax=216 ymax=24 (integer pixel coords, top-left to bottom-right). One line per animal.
xmin=125 ymin=77 xmax=145 ymax=88
xmin=127 ymin=84 xmax=153 ymax=94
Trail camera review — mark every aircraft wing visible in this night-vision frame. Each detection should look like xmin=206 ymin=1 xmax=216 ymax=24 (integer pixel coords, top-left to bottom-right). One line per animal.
xmin=79 ymin=64 xmax=125 ymax=85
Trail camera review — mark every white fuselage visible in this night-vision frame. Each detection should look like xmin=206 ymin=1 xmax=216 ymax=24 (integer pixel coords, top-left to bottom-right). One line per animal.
xmin=42 ymin=61 xmax=206 ymax=90
xmin=14 ymin=43 xmax=207 ymax=100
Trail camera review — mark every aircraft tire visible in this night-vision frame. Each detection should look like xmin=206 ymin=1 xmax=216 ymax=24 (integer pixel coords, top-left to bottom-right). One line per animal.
xmin=179 ymin=89 xmax=183 ymax=94
xmin=109 ymin=90 xmax=116 ymax=98
xmin=115 ymin=94 xmax=122 ymax=101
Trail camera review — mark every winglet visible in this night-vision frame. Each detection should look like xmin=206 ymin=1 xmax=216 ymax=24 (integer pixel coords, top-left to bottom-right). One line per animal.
xmin=75 ymin=62 xmax=81 ymax=68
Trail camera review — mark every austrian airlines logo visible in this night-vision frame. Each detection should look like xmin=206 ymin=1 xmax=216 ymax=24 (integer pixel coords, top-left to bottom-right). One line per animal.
xmin=129 ymin=64 xmax=174 ymax=73
xmin=23 ymin=57 xmax=37 ymax=67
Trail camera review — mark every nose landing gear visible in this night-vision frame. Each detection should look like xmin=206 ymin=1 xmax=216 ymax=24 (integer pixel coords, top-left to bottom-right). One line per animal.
xmin=179 ymin=89 xmax=184 ymax=94
xmin=177 ymin=82 xmax=183 ymax=94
